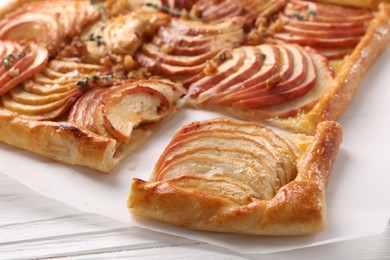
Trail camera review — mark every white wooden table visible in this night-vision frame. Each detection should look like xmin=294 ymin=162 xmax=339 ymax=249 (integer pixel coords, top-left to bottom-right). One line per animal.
xmin=1 ymin=172 xmax=389 ymax=260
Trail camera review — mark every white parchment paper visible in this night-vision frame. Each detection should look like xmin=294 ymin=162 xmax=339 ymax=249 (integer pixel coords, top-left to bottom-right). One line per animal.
xmin=1 ymin=32 xmax=390 ymax=256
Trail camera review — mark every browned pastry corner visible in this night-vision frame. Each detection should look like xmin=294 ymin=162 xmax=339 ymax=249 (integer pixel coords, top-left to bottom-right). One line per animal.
xmin=128 ymin=119 xmax=343 ymax=235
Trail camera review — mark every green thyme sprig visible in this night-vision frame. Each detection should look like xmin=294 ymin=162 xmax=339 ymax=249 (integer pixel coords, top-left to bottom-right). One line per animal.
xmin=2 ymin=52 xmax=26 ymax=69
xmin=289 ymin=12 xmax=305 ymax=21
xmin=88 ymin=33 xmax=103 ymax=47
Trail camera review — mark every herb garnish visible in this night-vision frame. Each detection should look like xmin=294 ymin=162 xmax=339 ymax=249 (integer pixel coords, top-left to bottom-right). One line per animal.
xmin=2 ymin=52 xmax=26 ymax=69
xmin=88 ymin=33 xmax=103 ymax=46
xmin=290 ymin=12 xmax=305 ymax=21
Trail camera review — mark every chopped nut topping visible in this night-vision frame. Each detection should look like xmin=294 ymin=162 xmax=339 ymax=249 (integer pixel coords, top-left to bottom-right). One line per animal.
xmin=161 ymin=44 xmax=174 ymax=54
xmin=247 ymin=29 xmax=264 ymax=45
xmin=204 ymin=60 xmax=218 ymax=75
xmin=269 ymin=18 xmax=285 ymax=33
xmin=123 ymin=55 xmax=136 ymax=71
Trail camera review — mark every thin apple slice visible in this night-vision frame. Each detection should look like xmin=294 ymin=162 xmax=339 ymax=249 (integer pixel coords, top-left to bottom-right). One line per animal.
xmin=102 ymin=86 xmax=171 ymax=143
xmin=9 ymin=86 xmax=80 ymax=106
xmin=0 ymin=44 xmax=48 ymax=95
xmin=212 ymin=44 xmax=293 ymax=105
xmin=153 ymin=132 xmax=286 ymax=188
xmin=232 ymin=47 xmax=316 ymax=108
xmin=170 ymin=16 xmax=245 ymax=35
xmin=169 ymin=126 xmax=296 ymax=185
xmin=187 ymin=48 xmax=246 ymax=98
xmin=141 ymin=43 xmax=224 ymax=66
xmin=273 ymin=33 xmax=362 ymax=49
xmin=135 ymin=52 xmax=206 ymax=79
xmin=2 ymin=89 xmax=80 ymax=117
xmin=68 ymin=87 xmax=107 ymax=131
xmin=23 ymin=81 xmax=78 ymax=95
xmin=170 ymin=128 xmax=295 ymax=186
xmin=283 ymin=24 xmax=366 ymax=38
xmin=158 ymin=154 xmax=275 ymax=200
xmin=279 ymin=13 xmax=368 ymax=31
xmin=0 ymin=51 xmax=34 ymax=82
xmin=196 ymin=46 xmax=265 ymax=103
xmin=156 ymin=27 xmax=244 ymax=48
xmin=289 ymin=0 xmax=372 ymax=18
xmin=254 ymin=47 xmax=334 ymax=119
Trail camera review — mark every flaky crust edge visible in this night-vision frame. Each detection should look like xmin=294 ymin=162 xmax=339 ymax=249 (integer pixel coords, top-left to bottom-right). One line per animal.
xmin=0 ymin=108 xmax=119 ymax=172
xmin=269 ymin=2 xmax=390 ymax=134
xmin=128 ymin=121 xmax=343 ymax=235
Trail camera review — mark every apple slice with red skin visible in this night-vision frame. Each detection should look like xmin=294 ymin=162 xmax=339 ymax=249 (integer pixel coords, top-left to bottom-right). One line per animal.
xmin=196 ymin=46 xmax=265 ymax=103
xmin=231 ymin=53 xmax=316 ymax=109
xmin=170 ymin=16 xmax=245 ymax=36
xmin=68 ymin=87 xmax=107 ymax=132
xmin=187 ymin=48 xmax=246 ymax=98
xmin=283 ymin=24 xmax=366 ymax=38
xmin=279 ymin=14 xmax=368 ymax=31
xmin=0 ymin=13 xmax=59 ymax=47
xmin=273 ymin=33 xmax=362 ymax=49
xmin=152 ymin=36 xmax=216 ymax=56
xmin=289 ymin=0 xmax=371 ymax=17
xmin=221 ymin=45 xmax=315 ymax=108
xmin=136 ymin=52 xmax=206 ymax=79
xmin=102 ymin=86 xmax=172 ymax=143
xmin=211 ymin=44 xmax=294 ymax=105
xmin=0 ymin=44 xmax=48 ymax=95
xmin=156 ymin=26 xmax=244 ymax=48
xmin=202 ymin=2 xmax=245 ymax=22
xmin=141 ymin=43 xmax=225 ymax=66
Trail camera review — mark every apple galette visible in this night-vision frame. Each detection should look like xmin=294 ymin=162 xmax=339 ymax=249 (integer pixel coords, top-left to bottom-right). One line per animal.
xmin=129 ymin=118 xmax=343 ymax=235
xmin=0 ymin=0 xmax=388 ymax=235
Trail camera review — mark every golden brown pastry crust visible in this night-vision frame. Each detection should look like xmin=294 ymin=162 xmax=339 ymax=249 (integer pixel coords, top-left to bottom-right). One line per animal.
xmin=128 ymin=120 xmax=343 ymax=235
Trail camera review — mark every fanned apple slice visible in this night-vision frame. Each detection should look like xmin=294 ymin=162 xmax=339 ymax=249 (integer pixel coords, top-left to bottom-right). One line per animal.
xmin=102 ymin=86 xmax=172 ymax=143
xmin=187 ymin=48 xmax=246 ymax=98
xmin=232 ymin=46 xmax=316 ymax=108
xmin=170 ymin=16 xmax=244 ymax=35
xmin=273 ymin=33 xmax=362 ymax=49
xmin=68 ymin=79 xmax=185 ymax=142
xmin=8 ymin=87 xmax=80 ymax=106
xmin=158 ymin=154 xmax=276 ymax=200
xmin=195 ymin=0 xmax=285 ymax=29
xmin=156 ymin=27 xmax=244 ymax=48
xmin=141 ymin=43 xmax=224 ymax=66
xmin=272 ymin=0 xmax=373 ymax=59
xmin=169 ymin=118 xmax=299 ymax=182
xmin=202 ymin=44 xmax=294 ymax=105
xmin=0 ymin=43 xmax=48 ymax=95
xmin=196 ymin=46 xmax=265 ymax=103
xmin=129 ymin=119 xmax=343 ymax=235
xmin=136 ymin=16 xmax=245 ymax=81
xmin=209 ymin=44 xmax=281 ymax=104
xmin=2 ymin=89 xmax=81 ymax=117
xmin=153 ymin=131 xmax=290 ymax=194
xmin=0 ymin=1 xmax=99 ymax=55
